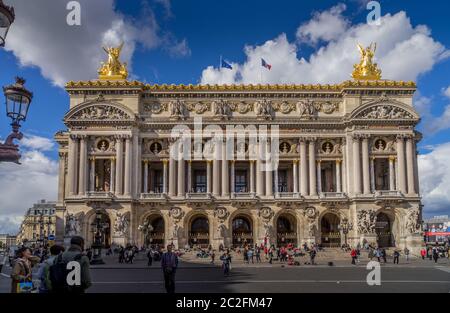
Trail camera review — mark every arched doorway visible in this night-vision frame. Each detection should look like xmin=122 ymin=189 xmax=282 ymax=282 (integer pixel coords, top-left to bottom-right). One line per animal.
xmin=189 ymin=216 xmax=209 ymax=248
xmin=376 ymin=212 xmax=393 ymax=247
xmin=90 ymin=212 xmax=111 ymax=248
xmin=321 ymin=213 xmax=341 ymax=248
xmin=232 ymin=216 xmax=253 ymax=247
xmin=142 ymin=215 xmax=165 ymax=248
xmin=277 ymin=215 xmax=297 ymax=247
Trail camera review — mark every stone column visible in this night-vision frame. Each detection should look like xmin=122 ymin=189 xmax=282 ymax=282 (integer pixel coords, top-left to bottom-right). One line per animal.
xmin=406 ymin=136 xmax=416 ymax=194
xmin=57 ymin=153 xmax=66 ymax=201
xmin=187 ymin=160 xmax=192 ymax=193
xmin=115 ymin=137 xmax=124 ymax=195
xmin=230 ymin=160 xmax=235 ymax=193
xmin=370 ymin=157 xmax=375 ymax=193
xmin=362 ymin=136 xmax=371 ymax=194
xmin=274 ymin=167 xmax=279 ymax=196
xmin=68 ymin=135 xmax=79 ymax=196
xmin=124 ymin=136 xmax=132 ymax=196
xmin=177 ymin=157 xmax=185 ymax=197
xmin=389 ymin=156 xmax=395 ymax=191
xmin=110 ymin=158 xmax=115 ymax=193
xmin=336 ymin=160 xmax=342 ymax=193
xmin=342 ymin=140 xmax=347 ymax=193
xmin=78 ymin=136 xmax=87 ymax=195
xmin=168 ymin=155 xmax=176 ymax=197
xmin=256 ymin=142 xmax=264 ymax=196
xmin=89 ymin=157 xmax=95 ymax=192
xmin=163 ymin=159 xmax=168 ymax=194
xmin=249 ymin=160 xmax=255 ymax=194
xmin=221 ymin=142 xmax=229 ymax=197
xmin=213 ymin=158 xmax=220 ymax=196
xmin=308 ymin=139 xmax=317 ymax=196
xmin=316 ymin=160 xmax=322 ymax=194
xmin=353 ymin=135 xmax=362 ymax=195
xmin=143 ymin=160 xmax=149 ymax=193
xmin=293 ymin=160 xmax=298 ymax=194
xmin=396 ymin=135 xmax=407 ymax=194
xmin=265 ymin=163 xmax=273 ymax=197
xmin=206 ymin=160 xmax=212 ymax=194
xmin=300 ymin=139 xmax=308 ymax=196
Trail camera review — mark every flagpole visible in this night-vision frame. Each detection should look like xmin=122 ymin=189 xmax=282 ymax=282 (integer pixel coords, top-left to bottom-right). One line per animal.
xmin=220 ymin=55 xmax=222 ymax=71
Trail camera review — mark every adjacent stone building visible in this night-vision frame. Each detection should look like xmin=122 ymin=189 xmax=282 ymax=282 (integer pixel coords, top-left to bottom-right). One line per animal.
xmin=16 ymin=199 xmax=57 ymax=246
xmin=54 ymin=44 xmax=423 ymax=252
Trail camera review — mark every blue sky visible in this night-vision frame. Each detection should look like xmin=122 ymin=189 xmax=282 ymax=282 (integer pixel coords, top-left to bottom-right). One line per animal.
xmin=0 ymin=0 xmax=450 ymax=233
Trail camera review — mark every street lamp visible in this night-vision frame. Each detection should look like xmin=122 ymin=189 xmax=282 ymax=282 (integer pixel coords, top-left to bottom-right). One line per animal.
xmin=90 ymin=209 xmax=105 ymax=265
xmin=0 ymin=0 xmax=14 ymax=47
xmin=1 ymin=77 xmax=33 ymax=163
xmin=339 ymin=218 xmax=353 ymax=247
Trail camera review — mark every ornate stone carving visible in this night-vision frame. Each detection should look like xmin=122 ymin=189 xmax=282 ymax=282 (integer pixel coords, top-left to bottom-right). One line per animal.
xmin=273 ymin=101 xmax=295 ymax=114
xmin=212 ymin=99 xmax=230 ymax=118
xmin=144 ymin=102 xmax=167 ymax=114
xmin=357 ymin=105 xmax=414 ymax=119
xmin=320 ymin=101 xmax=339 ymax=114
xmin=114 ymin=211 xmax=130 ymax=236
xmin=406 ymin=209 xmax=421 ymax=234
xmin=72 ymin=105 xmax=131 ymax=120
xmin=297 ymin=100 xmax=319 ymax=117
xmin=230 ymin=101 xmax=253 ymax=114
xmin=169 ymin=207 xmax=184 ymax=222
xmin=169 ymin=99 xmax=185 ymax=119
xmin=217 ymin=224 xmax=227 ymax=238
xmin=214 ymin=207 xmax=229 ymax=223
xmin=304 ymin=207 xmax=317 ymax=237
xmin=186 ymin=102 xmax=210 ymax=114
xmin=65 ymin=213 xmax=82 ymax=236
xmin=255 ymin=99 xmax=273 ymax=119
xmin=357 ymin=210 xmax=377 ymax=234
xmin=259 ymin=207 xmax=274 ymax=221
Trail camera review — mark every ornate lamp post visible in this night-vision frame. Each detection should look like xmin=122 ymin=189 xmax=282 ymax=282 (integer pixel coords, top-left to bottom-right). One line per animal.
xmin=1 ymin=77 xmax=33 ymax=163
xmin=0 ymin=0 xmax=14 ymax=47
xmin=339 ymin=218 xmax=353 ymax=247
xmin=90 ymin=209 xmax=105 ymax=265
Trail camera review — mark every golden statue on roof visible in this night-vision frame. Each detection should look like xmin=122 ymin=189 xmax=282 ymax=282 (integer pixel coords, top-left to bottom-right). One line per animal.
xmin=98 ymin=43 xmax=128 ymax=80
xmin=352 ymin=42 xmax=382 ymax=81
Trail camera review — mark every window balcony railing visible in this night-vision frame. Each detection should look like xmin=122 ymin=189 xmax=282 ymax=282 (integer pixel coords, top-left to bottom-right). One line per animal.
xmin=86 ymin=191 xmax=113 ymax=198
xmin=186 ymin=192 xmax=211 ymax=200
xmin=319 ymin=192 xmax=346 ymax=199
xmin=231 ymin=192 xmax=256 ymax=199
xmin=374 ymin=190 xmax=403 ymax=197
xmin=275 ymin=192 xmax=300 ymax=199
xmin=141 ymin=192 xmax=166 ymax=200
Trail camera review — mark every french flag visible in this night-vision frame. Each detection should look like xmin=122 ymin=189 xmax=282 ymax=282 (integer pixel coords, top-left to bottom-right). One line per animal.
xmin=261 ymin=58 xmax=272 ymax=70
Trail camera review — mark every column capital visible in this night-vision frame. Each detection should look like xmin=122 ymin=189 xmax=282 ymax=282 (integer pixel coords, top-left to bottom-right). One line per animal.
xmin=316 ymin=159 xmax=322 ymax=164
xmin=396 ymin=134 xmax=407 ymax=141
xmin=162 ymin=159 xmax=169 ymax=164
xmin=336 ymin=159 xmax=342 ymax=164
xmin=293 ymin=159 xmax=299 ymax=164
xmin=389 ymin=156 xmax=396 ymax=161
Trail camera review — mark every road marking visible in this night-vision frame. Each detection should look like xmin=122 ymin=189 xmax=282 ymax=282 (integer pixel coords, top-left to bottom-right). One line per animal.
xmin=92 ymin=280 xmax=450 ymax=285
xmin=0 ymin=273 xmax=9 ymax=278
xmin=435 ymin=266 xmax=450 ymax=274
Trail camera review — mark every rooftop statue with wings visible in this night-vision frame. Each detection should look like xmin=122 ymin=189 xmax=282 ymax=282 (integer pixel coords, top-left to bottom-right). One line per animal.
xmin=98 ymin=43 xmax=129 ymax=80
xmin=352 ymin=42 xmax=382 ymax=81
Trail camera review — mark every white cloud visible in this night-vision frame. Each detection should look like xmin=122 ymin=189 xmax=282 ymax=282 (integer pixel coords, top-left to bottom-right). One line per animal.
xmin=419 ymin=142 xmax=450 ymax=216
xmin=21 ymin=134 xmax=55 ymax=152
xmin=414 ymin=91 xmax=450 ymax=135
xmin=5 ymin=0 xmax=189 ymax=87
xmin=444 ymin=86 xmax=450 ymax=99
xmin=201 ymin=7 xmax=448 ymax=84
xmin=0 ymin=136 xmax=58 ymax=235
xmin=296 ymin=4 xmax=349 ymax=45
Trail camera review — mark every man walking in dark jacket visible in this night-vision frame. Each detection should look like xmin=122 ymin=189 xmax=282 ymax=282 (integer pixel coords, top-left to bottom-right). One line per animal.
xmin=161 ymin=244 xmax=178 ymax=293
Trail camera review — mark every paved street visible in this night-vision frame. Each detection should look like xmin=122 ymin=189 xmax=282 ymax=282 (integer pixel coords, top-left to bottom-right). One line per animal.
xmin=1 ymin=252 xmax=449 ymax=293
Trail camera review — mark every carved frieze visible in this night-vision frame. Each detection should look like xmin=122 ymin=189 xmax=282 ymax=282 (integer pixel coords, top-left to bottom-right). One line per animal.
xmin=71 ymin=105 xmax=131 ymax=120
